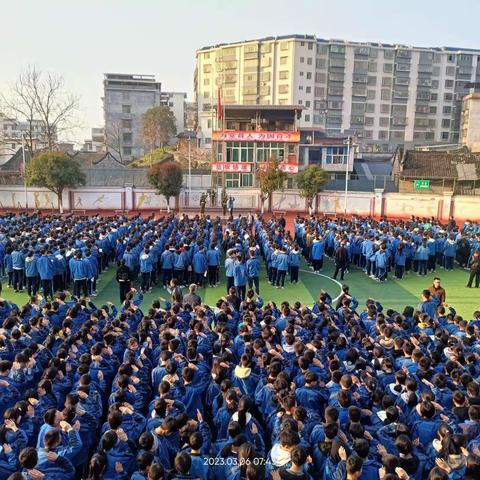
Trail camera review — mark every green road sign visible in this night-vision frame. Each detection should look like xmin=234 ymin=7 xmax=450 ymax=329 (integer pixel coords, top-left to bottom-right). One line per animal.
xmin=414 ymin=179 xmax=430 ymax=190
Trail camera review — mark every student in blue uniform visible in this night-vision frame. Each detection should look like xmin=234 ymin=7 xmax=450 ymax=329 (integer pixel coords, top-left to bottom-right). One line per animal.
xmin=288 ymin=244 xmax=301 ymax=284
xmin=233 ymin=254 xmax=247 ymax=301
xmin=37 ymin=250 xmax=55 ymax=301
xmin=206 ymin=245 xmax=220 ymax=288
xmin=24 ymin=251 xmax=39 ymax=297
xmin=246 ymin=251 xmax=260 ymax=294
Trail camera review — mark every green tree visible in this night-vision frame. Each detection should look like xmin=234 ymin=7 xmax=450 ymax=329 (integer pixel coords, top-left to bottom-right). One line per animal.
xmin=257 ymin=156 xmax=287 ymax=213
xmin=147 ymin=160 xmax=183 ymax=212
xmin=296 ymin=165 xmax=328 ymax=214
xmin=141 ymin=106 xmax=177 ymax=153
xmin=26 ymin=151 xmax=86 ymax=213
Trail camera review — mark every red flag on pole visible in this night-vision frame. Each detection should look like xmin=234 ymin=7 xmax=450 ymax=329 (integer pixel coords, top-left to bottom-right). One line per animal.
xmin=217 ymin=88 xmax=222 ymax=121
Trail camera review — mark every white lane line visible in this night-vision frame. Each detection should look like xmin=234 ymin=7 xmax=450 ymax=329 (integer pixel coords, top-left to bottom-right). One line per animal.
xmin=299 ymin=268 xmax=343 ymax=302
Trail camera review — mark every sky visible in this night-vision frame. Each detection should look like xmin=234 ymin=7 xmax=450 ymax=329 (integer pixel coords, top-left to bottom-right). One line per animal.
xmin=1 ymin=0 xmax=480 ymax=144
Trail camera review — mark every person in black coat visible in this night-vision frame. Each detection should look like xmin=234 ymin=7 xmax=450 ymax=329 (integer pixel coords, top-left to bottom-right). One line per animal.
xmin=116 ymin=260 xmax=132 ymax=303
xmin=333 ymin=241 xmax=348 ymax=281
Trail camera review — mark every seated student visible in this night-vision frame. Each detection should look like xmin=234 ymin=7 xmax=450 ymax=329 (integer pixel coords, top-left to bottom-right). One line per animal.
xmin=19 ymin=445 xmax=75 ymax=480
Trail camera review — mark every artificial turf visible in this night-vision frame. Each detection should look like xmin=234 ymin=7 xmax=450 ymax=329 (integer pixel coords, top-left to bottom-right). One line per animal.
xmin=1 ymin=258 xmax=478 ymax=319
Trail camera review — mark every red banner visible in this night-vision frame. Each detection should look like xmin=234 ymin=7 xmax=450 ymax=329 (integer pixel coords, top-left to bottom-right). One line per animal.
xmin=212 ymin=130 xmax=300 ymax=143
xmin=211 ymin=162 xmax=252 ymax=172
xmin=257 ymin=162 xmax=299 ymax=173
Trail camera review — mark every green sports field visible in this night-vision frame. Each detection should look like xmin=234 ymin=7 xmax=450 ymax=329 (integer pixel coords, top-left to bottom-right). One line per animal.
xmin=2 ymin=258 xmax=478 ymax=319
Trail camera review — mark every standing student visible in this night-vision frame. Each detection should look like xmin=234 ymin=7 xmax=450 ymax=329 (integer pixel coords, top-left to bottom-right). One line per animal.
xmin=206 ymin=245 xmax=220 ymax=288
xmin=139 ymin=247 xmax=153 ymax=293
xmin=233 ymin=254 xmax=247 ymax=300
xmin=116 ymin=260 xmax=132 ymax=303
xmin=192 ymin=246 xmax=207 ymax=287
xmin=228 ymin=197 xmax=235 ymax=216
xmin=310 ymin=236 xmax=325 ymax=273
xmin=288 ymin=245 xmax=301 ymax=284
xmin=37 ymin=249 xmax=55 ymax=301
xmin=275 ymin=247 xmax=289 ymax=289
xmin=173 ymin=247 xmax=186 ymax=287
xmin=225 ymin=250 xmax=236 ymax=293
xmin=374 ymin=244 xmax=388 ymax=283
xmin=85 ymin=248 xmax=98 ymax=296
xmin=246 ymin=251 xmax=260 ymax=294
xmin=443 ymin=237 xmax=456 ymax=271
xmin=416 ymin=240 xmax=429 ymax=276
xmin=11 ymin=244 xmax=25 ymax=292
xmin=466 ymin=250 xmax=480 ymax=288
xmin=4 ymin=247 xmax=13 ymax=288
xmin=25 ymin=251 xmax=39 ymax=296
xmin=69 ymin=251 xmax=89 ymax=298
xmin=161 ymin=245 xmax=175 ymax=288
xmin=394 ymin=243 xmax=406 ymax=280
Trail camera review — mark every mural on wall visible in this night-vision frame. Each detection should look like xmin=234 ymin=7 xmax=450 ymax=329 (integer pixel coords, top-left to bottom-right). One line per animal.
xmin=134 ymin=191 xmax=168 ymax=209
xmin=272 ymin=192 xmax=304 ymax=211
xmin=72 ymin=192 xmax=122 ymax=210
xmin=385 ymin=196 xmax=437 ymax=218
xmin=318 ymin=195 xmax=371 ymax=215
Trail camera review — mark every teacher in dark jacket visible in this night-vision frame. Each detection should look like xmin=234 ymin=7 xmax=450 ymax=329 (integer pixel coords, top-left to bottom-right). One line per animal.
xmin=333 ymin=241 xmax=349 ymax=281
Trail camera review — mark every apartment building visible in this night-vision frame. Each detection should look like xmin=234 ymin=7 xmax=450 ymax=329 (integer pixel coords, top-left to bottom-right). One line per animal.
xmin=0 ymin=114 xmax=49 ymax=164
xmin=195 ymin=35 xmax=480 ymax=151
xmin=460 ymin=93 xmax=480 ymax=152
xmin=81 ymin=127 xmax=106 ymax=153
xmin=103 ymin=73 xmax=162 ymax=161
xmin=160 ymin=91 xmax=187 ymax=134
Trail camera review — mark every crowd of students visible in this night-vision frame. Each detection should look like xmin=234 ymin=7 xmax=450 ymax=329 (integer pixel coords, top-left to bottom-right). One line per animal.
xmin=0 ymin=212 xmax=479 ymax=480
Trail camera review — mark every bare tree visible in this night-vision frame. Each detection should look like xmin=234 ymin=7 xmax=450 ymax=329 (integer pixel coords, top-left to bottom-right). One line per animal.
xmin=1 ymin=66 xmax=80 ymax=153
xmin=105 ymin=120 xmax=124 ymax=164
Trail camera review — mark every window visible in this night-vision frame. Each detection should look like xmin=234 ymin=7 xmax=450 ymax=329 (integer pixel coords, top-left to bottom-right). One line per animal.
xmin=446 ymin=66 xmax=455 ymax=76
xmin=280 ymin=42 xmax=289 ymax=51
xmin=382 ymin=77 xmax=392 ymax=87
xmin=122 ymin=105 xmax=131 ymax=114
xmin=299 ymin=86 xmax=304 ymax=90
xmin=381 ymin=89 xmax=391 ymax=100
xmin=368 ymin=62 xmax=377 ymax=72
xmin=304 ymin=114 xmax=310 ymax=121
xmin=300 ymin=57 xmax=305 ymax=63
xmin=365 ymin=117 xmax=374 ymax=126
xmin=279 ymin=71 xmax=289 ymax=79
xmin=226 ymin=141 xmax=254 ymax=162
xmin=203 ymin=78 xmax=210 ymax=85
xmin=379 ymin=130 xmax=389 ymax=139
xmin=256 ymin=142 xmax=285 ymax=162
xmin=305 ymin=101 xmax=311 ymax=107
xmin=380 ymin=117 xmax=389 ymax=127
xmin=383 ymin=63 xmax=393 ymax=73
xmin=122 ymin=133 xmax=132 ymax=143
xmin=123 ymin=147 xmax=131 ymax=155
xmin=431 ymin=80 xmax=439 ymax=89
xmin=352 ymin=103 xmax=365 ymax=114
xmin=432 ymin=66 xmax=440 ymax=76
xmin=279 ymin=85 xmax=289 ymax=94
xmin=203 ymin=64 xmax=212 ymax=73
xmin=442 ymin=119 xmax=451 ymax=128
xmin=384 ymin=50 xmax=394 ymax=59
xmin=430 ymin=106 xmax=437 ymax=114
xmin=313 ymin=115 xmax=322 ymax=124
xmin=325 ymin=147 xmax=347 ymax=164
xmin=316 ymin=58 xmax=326 ymax=69
xmin=328 ymin=86 xmax=343 ymax=96
xmin=307 ymin=58 xmax=313 ymax=65
xmin=441 ymin=132 xmax=450 ymax=140
xmin=380 ymin=104 xmax=390 ymax=114
xmin=444 ymin=93 xmax=453 ymax=101
xmin=306 ymin=72 xmax=312 ymax=80
xmin=261 ymin=71 xmax=270 ymax=81
xmin=445 ymin=79 xmax=454 ymax=88
xmin=314 ymin=87 xmax=325 ymax=97
xmin=280 ymin=56 xmax=288 ymax=65
xmin=366 ymin=103 xmax=375 ymax=113
xmin=330 ymin=45 xmax=345 ymax=54
xmin=351 ymin=115 xmax=365 ymax=125
xmin=308 ymin=43 xmax=313 ymax=50
xmin=327 ymin=100 xmax=343 ymax=109
xmin=367 ymin=76 xmax=377 ymax=86
xmin=364 ymin=130 xmax=374 ymax=138
xmin=300 ymin=71 xmax=304 ymax=76
xmin=443 ymin=106 xmax=452 ymax=114
xmin=367 ymin=90 xmax=376 ymax=99
xmin=431 ymin=93 xmax=438 ymax=101
xmin=315 ymin=72 xmax=326 ymax=83
xmin=306 ymin=86 xmax=311 ymax=93
xmin=122 ymin=119 xmax=132 ymax=129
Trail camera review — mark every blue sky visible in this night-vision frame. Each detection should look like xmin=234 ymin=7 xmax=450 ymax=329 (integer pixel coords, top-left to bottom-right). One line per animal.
xmin=1 ymin=0 xmax=479 ymax=143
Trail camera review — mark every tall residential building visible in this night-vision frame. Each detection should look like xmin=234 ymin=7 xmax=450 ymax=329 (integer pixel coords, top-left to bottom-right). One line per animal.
xmin=460 ymin=93 xmax=480 ymax=152
xmin=103 ymin=73 xmax=162 ymax=161
xmin=0 ymin=114 xmax=49 ymax=164
xmin=195 ymin=35 xmax=480 ymax=151
xmin=160 ymin=91 xmax=187 ymax=134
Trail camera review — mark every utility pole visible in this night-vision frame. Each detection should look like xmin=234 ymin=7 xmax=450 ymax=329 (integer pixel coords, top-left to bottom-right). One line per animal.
xmin=21 ymin=132 xmax=29 ymax=211
xmin=344 ymin=136 xmax=354 ymax=216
